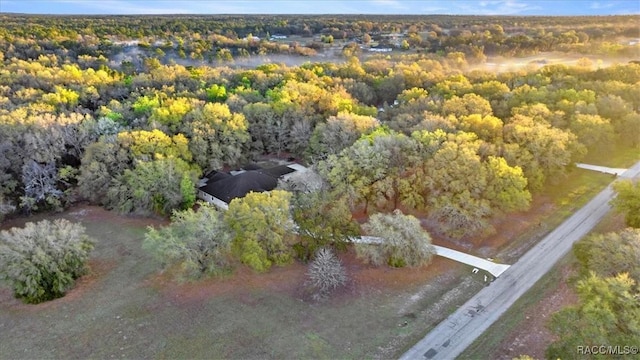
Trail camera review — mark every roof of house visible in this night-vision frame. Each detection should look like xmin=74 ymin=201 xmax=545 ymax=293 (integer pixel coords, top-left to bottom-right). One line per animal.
xmin=199 ymin=163 xmax=308 ymax=204
xmin=199 ymin=169 xmax=279 ymax=204
xmin=261 ymin=164 xmax=296 ymax=178
xmin=204 ymin=170 xmax=232 ymax=182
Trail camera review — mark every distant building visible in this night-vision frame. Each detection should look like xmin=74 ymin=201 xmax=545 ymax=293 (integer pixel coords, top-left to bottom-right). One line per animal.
xmin=369 ymin=47 xmax=393 ymax=52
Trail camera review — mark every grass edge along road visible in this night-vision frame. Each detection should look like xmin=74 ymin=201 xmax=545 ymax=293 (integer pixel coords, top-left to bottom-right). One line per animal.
xmin=399 ymin=160 xmax=640 ymax=360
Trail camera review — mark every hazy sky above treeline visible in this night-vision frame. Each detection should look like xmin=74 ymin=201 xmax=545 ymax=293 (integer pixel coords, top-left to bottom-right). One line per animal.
xmin=1 ymin=0 xmax=639 ymax=16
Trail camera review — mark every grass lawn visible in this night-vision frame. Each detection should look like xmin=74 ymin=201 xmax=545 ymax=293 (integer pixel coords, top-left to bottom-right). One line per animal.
xmin=0 ymin=205 xmax=482 ymax=359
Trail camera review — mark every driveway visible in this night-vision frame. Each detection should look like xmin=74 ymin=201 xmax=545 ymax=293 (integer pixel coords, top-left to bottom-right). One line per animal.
xmin=353 ymin=236 xmax=511 ymax=277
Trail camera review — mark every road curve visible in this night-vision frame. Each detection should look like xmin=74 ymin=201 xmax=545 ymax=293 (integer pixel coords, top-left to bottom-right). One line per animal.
xmin=400 ymin=160 xmax=640 ymax=360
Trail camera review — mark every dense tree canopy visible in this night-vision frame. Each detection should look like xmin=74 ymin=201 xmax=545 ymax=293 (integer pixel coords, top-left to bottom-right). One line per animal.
xmin=0 ymin=13 xmax=637 ymax=250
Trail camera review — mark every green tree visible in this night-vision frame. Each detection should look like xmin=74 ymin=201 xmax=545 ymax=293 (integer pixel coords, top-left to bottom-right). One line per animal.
xmin=224 ymin=190 xmax=295 ymax=272
xmin=182 ymin=103 xmax=250 ymax=170
xmin=242 ymin=102 xmax=289 ymax=154
xmin=616 ymin=113 xmax=640 ymax=147
xmin=117 ymin=129 xmax=193 ymax=163
xmin=0 ymin=219 xmax=94 ymax=304
xmin=503 ymin=115 xmax=585 ymax=191
xmin=546 ymin=272 xmax=640 ymax=359
xmin=317 ymin=129 xmax=420 ymax=213
xmin=132 ymin=95 xmax=160 ymax=117
xmin=569 ymin=114 xmax=615 ymax=149
xmin=149 ymin=97 xmax=197 ymax=133
xmin=106 ymin=157 xmax=199 ymax=215
xmin=611 ymin=180 xmax=640 ymax=228
xmin=459 ymin=114 xmax=503 ymax=142
xmin=408 ymin=131 xmax=531 ymax=237
xmin=143 ymin=204 xmax=232 ymax=279
xmin=442 ymin=93 xmax=493 ymax=118
xmin=356 ymin=210 xmax=435 ymax=267
xmin=292 ymin=192 xmax=360 ymax=261
xmin=574 ymin=228 xmax=640 ymax=282
xmin=205 ymin=84 xmax=228 ymax=102
xmin=483 ymin=156 xmax=531 ymax=213
xmin=306 ymin=111 xmax=379 ymax=160
xmin=77 ymin=140 xmax=130 ymax=204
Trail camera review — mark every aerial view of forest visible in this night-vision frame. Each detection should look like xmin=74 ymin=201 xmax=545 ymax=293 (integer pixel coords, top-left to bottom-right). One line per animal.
xmin=0 ymin=1 xmax=639 ymax=359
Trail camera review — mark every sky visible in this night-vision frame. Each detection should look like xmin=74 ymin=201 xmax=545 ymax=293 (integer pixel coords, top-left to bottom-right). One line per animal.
xmin=0 ymin=0 xmax=639 ymax=16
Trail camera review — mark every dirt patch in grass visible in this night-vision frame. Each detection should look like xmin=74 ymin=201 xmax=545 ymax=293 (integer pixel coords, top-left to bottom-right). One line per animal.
xmin=154 ymin=246 xmax=456 ymax=307
xmin=481 ymin=195 xmax=554 ymax=250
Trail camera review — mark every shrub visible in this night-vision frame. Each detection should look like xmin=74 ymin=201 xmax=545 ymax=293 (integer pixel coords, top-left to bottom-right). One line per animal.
xmin=0 ymin=219 xmax=94 ymax=304
xmin=143 ymin=203 xmax=233 ymax=279
xmin=307 ymin=248 xmax=347 ymax=301
xmin=357 ymin=209 xmax=435 ymax=267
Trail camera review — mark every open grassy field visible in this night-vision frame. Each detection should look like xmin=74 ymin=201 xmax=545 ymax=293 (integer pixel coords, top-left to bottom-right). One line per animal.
xmin=0 ymin=205 xmax=484 ymax=359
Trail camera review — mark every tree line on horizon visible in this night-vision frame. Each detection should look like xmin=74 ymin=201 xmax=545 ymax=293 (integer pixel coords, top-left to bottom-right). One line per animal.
xmin=0 ymin=14 xmax=638 ymax=68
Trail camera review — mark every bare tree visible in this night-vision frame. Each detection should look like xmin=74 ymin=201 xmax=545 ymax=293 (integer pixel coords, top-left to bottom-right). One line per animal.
xmin=307 ymin=248 xmax=347 ymax=301
xmin=20 ymin=160 xmax=63 ymax=212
